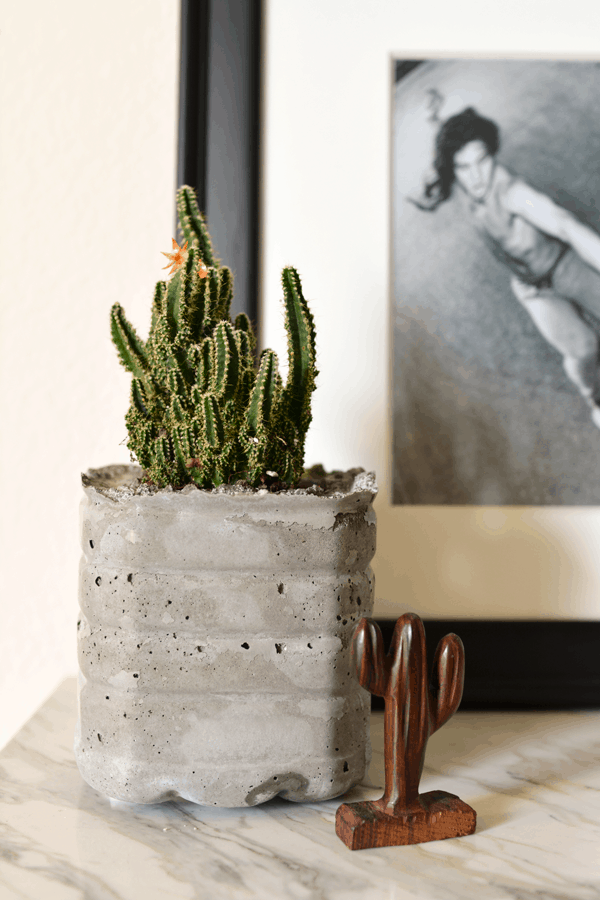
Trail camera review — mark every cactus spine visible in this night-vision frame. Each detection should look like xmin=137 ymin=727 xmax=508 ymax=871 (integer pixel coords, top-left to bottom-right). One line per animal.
xmin=110 ymin=186 xmax=317 ymax=489
xmin=353 ymin=614 xmax=465 ymax=813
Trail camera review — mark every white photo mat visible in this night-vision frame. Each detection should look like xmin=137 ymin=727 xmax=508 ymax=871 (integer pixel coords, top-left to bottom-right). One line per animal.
xmin=261 ymin=0 xmax=600 ymax=619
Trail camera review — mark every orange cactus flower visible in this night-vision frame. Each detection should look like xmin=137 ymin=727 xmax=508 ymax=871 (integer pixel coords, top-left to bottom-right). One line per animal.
xmin=161 ymin=238 xmax=189 ymax=276
xmin=197 ymin=259 xmax=208 ymax=279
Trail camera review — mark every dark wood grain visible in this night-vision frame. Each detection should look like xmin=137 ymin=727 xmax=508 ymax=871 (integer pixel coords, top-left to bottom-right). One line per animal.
xmin=336 ymin=614 xmax=476 ymax=850
xmin=336 ymin=791 xmax=476 ymax=851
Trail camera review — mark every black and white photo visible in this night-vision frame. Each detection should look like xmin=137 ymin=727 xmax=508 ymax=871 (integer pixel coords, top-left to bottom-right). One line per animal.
xmin=392 ymin=59 xmax=600 ymax=504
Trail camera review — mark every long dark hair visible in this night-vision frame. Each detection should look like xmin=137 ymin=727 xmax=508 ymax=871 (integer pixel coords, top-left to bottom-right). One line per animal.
xmin=415 ymin=107 xmax=500 ymax=211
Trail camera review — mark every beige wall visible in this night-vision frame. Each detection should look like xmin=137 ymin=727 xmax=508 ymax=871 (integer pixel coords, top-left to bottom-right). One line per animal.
xmin=0 ymin=0 xmax=180 ymax=749
xmin=261 ymin=0 xmax=600 ymax=620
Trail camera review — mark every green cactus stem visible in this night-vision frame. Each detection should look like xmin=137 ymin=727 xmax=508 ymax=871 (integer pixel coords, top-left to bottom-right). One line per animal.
xmin=111 ymin=185 xmax=318 ymax=489
xmin=353 ymin=614 xmax=465 ymax=813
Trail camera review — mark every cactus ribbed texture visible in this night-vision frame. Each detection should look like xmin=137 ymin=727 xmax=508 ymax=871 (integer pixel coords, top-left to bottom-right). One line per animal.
xmin=353 ymin=614 xmax=465 ymax=813
xmin=110 ymin=186 xmax=317 ymax=488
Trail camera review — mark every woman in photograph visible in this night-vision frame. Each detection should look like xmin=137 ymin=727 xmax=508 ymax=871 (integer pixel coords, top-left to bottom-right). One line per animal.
xmin=412 ymin=102 xmax=600 ymax=428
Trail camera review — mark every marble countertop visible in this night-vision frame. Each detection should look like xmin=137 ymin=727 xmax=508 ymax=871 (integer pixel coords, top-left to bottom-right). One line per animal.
xmin=1 ymin=679 xmax=599 ymax=900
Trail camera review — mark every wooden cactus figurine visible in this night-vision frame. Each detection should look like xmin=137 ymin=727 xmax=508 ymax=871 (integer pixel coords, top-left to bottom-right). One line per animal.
xmin=335 ymin=614 xmax=476 ymax=850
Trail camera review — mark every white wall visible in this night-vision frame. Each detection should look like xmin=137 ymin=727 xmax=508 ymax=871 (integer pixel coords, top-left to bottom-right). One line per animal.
xmin=261 ymin=0 xmax=600 ymax=620
xmin=2 ymin=0 xmax=600 ymax=752
xmin=0 ymin=0 xmax=180 ymax=749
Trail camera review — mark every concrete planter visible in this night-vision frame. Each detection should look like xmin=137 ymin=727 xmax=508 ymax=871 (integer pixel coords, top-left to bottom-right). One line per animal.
xmin=75 ymin=465 xmax=377 ymax=807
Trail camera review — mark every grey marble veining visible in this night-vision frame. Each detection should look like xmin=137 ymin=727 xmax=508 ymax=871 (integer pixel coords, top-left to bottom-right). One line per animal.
xmin=1 ymin=679 xmax=600 ymax=900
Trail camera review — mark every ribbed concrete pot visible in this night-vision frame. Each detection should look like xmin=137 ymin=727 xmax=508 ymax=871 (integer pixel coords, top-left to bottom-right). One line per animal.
xmin=75 ymin=465 xmax=377 ymax=807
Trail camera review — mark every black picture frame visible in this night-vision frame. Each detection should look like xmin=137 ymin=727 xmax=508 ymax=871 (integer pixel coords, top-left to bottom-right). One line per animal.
xmin=177 ymin=7 xmax=600 ymax=710
xmin=373 ymin=619 xmax=600 ymax=710
xmin=177 ymin=0 xmax=262 ymax=326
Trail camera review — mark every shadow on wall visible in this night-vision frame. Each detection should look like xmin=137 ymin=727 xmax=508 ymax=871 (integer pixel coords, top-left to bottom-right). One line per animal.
xmin=392 ymin=59 xmax=600 ymax=505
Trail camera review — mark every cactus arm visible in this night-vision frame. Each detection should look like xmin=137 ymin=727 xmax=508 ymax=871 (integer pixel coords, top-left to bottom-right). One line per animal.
xmin=202 ymin=395 xmax=224 ymax=448
xmin=212 ymin=322 xmax=240 ymax=402
xmin=171 ymin=259 xmax=187 ymax=330
xmin=131 ymin=378 xmax=149 ymax=417
xmin=242 ymin=350 xmax=282 ymax=483
xmin=165 ymin=264 xmax=199 ymax=379
xmin=125 ymin=415 xmax=155 ymax=470
xmin=235 ymin=312 xmax=257 ymax=355
xmin=170 ymin=395 xmax=186 ymax=423
xmin=153 ymin=435 xmax=171 ymax=476
xmin=430 ymin=633 xmax=465 ymax=733
xmin=197 ymin=268 xmax=221 ymax=333
xmin=245 ymin=349 xmax=280 ymax=433
xmin=187 ymin=260 xmax=208 ymax=341
xmin=167 ymin=365 xmax=187 ymax=399
xmin=148 ymin=281 xmax=167 ymax=344
xmin=217 ymin=266 xmax=234 ymax=321
xmin=280 ymin=266 xmax=317 ymax=420
xmin=165 ymin=269 xmax=182 ymax=337
xmin=276 ymin=450 xmax=298 ymax=485
xmin=172 ymin=425 xmax=192 ymax=474
xmin=352 ymin=618 xmax=388 ymax=697
xmin=110 ymin=304 xmax=148 ymax=381
xmin=189 ymin=287 xmax=207 ymax=342
xmin=194 ymin=337 xmax=213 ymax=394
xmin=268 ymin=267 xmax=317 ymax=483
xmin=173 ymin=247 xmax=199 ymax=336
xmin=234 ymin=330 xmax=255 ymax=406
xmin=146 ymin=304 xmax=173 ymax=389
xmin=176 ymin=186 xmax=216 ymax=267
xmin=190 ymin=385 xmax=204 ymax=412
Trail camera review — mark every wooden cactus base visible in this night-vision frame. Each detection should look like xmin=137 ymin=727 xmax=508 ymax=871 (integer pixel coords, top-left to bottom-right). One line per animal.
xmin=336 ymin=790 xmax=477 ymax=851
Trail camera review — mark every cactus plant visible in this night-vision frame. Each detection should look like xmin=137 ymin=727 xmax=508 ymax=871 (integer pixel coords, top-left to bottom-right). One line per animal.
xmin=110 ymin=185 xmax=317 ymax=489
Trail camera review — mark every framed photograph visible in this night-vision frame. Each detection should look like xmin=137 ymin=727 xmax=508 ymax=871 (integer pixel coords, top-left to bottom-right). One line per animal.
xmin=180 ymin=1 xmax=600 ymax=708
xmin=392 ymin=59 xmax=600 ymax=505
